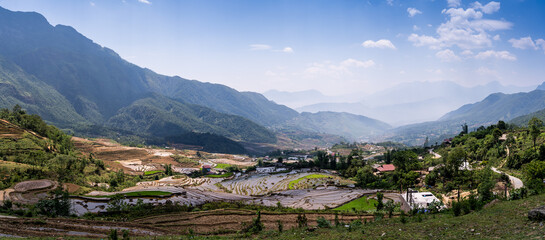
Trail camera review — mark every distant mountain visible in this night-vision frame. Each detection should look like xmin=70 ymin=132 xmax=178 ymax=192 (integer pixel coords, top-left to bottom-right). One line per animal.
xmin=0 ymin=6 xmax=290 ymax=151
xmin=439 ymin=90 xmax=545 ymax=124
xmin=297 ymin=81 xmax=535 ymax=125
xmin=263 ymin=90 xmax=354 ymax=109
xmin=277 ymin=111 xmax=391 ymax=141
xmin=373 ymin=89 xmax=545 ymax=146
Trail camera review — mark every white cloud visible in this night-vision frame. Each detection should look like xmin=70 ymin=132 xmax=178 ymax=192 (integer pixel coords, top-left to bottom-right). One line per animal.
xmin=475 ymin=50 xmax=516 ymax=61
xmin=138 ymin=0 xmax=151 ymax=4
xmin=413 ymin=25 xmax=420 ymax=31
xmin=250 ymin=44 xmax=272 ymax=51
xmin=447 ymin=0 xmax=461 ymax=7
xmin=281 ymin=47 xmax=294 ymax=53
xmin=386 ymin=0 xmax=394 ymax=6
xmin=436 ymin=49 xmax=461 ymax=62
xmin=461 ymin=50 xmax=474 ymax=55
xmin=509 ymin=37 xmax=545 ymax=54
xmin=407 ymin=7 xmax=422 ymax=17
xmin=341 ymin=58 xmax=376 ymax=68
xmin=304 ymin=59 xmax=375 ymax=78
xmin=362 ymin=39 xmax=396 ymax=49
xmin=537 ymin=39 xmax=545 ymax=53
xmin=408 ymin=3 xmax=512 ymax=50
xmin=493 ymin=34 xmax=500 ymax=41
xmin=509 ymin=37 xmax=539 ymax=50
xmin=472 ymin=1 xmax=501 ymax=14
xmin=90 ymin=2 xmax=95 ymax=6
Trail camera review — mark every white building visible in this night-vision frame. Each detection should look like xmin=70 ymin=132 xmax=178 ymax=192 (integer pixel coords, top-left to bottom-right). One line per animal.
xmin=403 ymin=191 xmax=442 ymax=210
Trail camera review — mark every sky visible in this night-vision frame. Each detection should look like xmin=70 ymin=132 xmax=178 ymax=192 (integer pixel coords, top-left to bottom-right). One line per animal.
xmin=0 ymin=0 xmax=544 ymax=96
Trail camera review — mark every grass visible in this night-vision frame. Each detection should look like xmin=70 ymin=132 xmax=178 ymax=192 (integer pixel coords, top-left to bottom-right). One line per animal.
xmin=333 ymin=195 xmax=378 ymax=212
xmin=288 ymin=174 xmax=331 ymax=189
xmin=144 ymin=170 xmax=163 ymax=176
xmin=214 ymin=163 xmax=231 ymax=169
xmin=83 ymin=191 xmax=172 ymax=198
xmin=206 ymin=172 xmax=234 ymax=178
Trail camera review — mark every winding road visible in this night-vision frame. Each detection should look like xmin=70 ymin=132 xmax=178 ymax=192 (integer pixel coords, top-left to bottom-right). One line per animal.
xmin=491 ymin=167 xmax=524 ymax=189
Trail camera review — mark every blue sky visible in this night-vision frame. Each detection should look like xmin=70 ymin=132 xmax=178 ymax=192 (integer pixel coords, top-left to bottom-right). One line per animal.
xmin=0 ymin=0 xmax=544 ymax=95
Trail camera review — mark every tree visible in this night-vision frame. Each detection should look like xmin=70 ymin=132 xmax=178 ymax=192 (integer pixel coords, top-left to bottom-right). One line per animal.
xmin=423 ymin=137 xmax=429 ymax=148
xmin=461 ymin=123 xmax=469 ymax=135
xmin=277 ymin=157 xmax=283 ymax=164
xmin=529 ymin=117 xmax=543 ymax=150
xmin=375 ymin=192 xmax=384 ymax=211
xmin=392 ymin=150 xmax=418 ymax=172
xmin=523 ymin=160 xmax=545 ymax=193
xmin=445 ymin=147 xmax=467 ymax=177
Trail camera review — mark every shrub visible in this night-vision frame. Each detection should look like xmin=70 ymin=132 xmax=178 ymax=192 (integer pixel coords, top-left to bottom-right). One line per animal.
xmin=242 ymin=211 xmax=264 ymax=234
xmin=297 ymin=213 xmax=308 ymax=228
xmin=452 ymin=201 xmax=462 ymax=217
xmin=316 ymin=217 xmax=331 ymax=228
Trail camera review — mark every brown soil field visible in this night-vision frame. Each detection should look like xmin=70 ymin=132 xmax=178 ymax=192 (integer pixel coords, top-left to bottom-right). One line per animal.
xmin=0 ymin=210 xmax=381 ymax=237
xmin=135 ymin=209 xmax=379 ymax=234
xmin=0 ymin=217 xmax=169 ymax=238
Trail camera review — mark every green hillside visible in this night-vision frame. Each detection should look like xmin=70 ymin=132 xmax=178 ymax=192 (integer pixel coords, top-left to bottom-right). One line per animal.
xmin=510 ymin=108 xmax=545 ymax=126
xmin=106 ymin=95 xmax=276 ymax=143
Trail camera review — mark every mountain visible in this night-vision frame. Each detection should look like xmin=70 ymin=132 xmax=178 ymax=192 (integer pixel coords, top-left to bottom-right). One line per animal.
xmin=277 ymin=111 xmax=391 ymax=141
xmin=262 ymin=90 xmax=356 ymax=109
xmin=439 ymin=90 xmax=545 ymax=124
xmin=510 ymin=108 xmax=545 ymax=126
xmin=536 ymin=81 xmax=545 ymax=91
xmin=0 ymin=6 xmax=293 ymax=152
xmin=296 ymin=81 xmax=535 ymax=125
xmin=378 ymin=89 xmax=545 ymax=146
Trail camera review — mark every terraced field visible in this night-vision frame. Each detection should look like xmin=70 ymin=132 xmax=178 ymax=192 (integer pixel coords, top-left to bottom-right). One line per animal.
xmin=218 ymin=172 xmax=354 ymax=196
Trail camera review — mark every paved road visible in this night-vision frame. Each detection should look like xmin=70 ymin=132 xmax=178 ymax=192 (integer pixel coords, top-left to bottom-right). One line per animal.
xmin=491 ymin=167 xmax=524 ymax=189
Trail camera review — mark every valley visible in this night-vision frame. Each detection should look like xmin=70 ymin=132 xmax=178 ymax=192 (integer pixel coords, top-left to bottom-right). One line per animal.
xmin=1 ymin=2 xmax=545 ymax=239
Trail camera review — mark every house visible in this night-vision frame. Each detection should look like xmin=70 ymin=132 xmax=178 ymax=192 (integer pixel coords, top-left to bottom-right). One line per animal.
xmin=376 ymin=164 xmax=396 ymax=173
xmin=256 ymin=167 xmax=276 ymax=173
xmin=403 ymin=191 xmax=443 ymax=210
xmin=201 ymin=165 xmax=212 ymax=173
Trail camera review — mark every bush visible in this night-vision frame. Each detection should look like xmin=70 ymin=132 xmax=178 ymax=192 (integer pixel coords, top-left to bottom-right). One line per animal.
xmin=297 ymin=213 xmax=308 ymax=228
xmin=452 ymin=201 xmax=462 ymax=217
xmin=316 ymin=216 xmax=331 ymax=228
xmin=241 ymin=211 xmax=264 ymax=234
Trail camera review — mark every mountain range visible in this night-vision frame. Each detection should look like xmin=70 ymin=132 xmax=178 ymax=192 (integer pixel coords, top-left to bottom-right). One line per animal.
xmin=0 ymin=6 xmax=393 ymax=152
xmin=272 ymin=81 xmax=534 ymax=126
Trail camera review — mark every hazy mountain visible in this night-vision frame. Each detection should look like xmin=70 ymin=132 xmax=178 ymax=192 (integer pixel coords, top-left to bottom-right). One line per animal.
xmin=296 ymin=81 xmax=535 ymax=125
xmin=262 ymin=90 xmax=357 ymax=109
xmin=536 ymin=82 xmax=545 ymax=91
xmin=278 ymin=111 xmax=391 ymax=141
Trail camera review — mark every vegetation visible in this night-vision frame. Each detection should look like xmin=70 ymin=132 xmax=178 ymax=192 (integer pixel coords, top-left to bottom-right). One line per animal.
xmin=333 ymin=196 xmax=379 ymax=212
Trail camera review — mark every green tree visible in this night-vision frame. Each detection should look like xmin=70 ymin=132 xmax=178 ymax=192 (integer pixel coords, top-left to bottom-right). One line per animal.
xmin=529 ymin=117 xmax=543 ymax=150
xmin=375 ymin=192 xmax=384 ymax=211
xmin=392 ymin=150 xmax=418 ymax=172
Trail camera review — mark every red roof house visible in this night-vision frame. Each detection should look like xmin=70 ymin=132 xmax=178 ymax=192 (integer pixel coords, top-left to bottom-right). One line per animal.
xmin=376 ymin=164 xmax=396 ymax=173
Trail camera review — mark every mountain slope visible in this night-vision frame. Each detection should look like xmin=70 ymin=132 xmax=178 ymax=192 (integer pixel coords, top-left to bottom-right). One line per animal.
xmin=146 ymin=74 xmax=298 ymax=126
xmin=510 ymin=108 xmax=545 ymax=126
xmin=278 ymin=111 xmax=391 ymax=141
xmin=0 ymin=6 xmax=290 ymax=150
xmin=106 ymin=94 xmax=276 ymax=143
xmin=0 ymin=56 xmax=86 ymax=126
xmin=439 ymin=90 xmax=545 ymax=124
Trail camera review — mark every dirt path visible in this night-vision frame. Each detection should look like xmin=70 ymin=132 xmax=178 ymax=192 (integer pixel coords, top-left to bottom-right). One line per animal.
xmin=491 ymin=167 xmax=523 ymax=189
